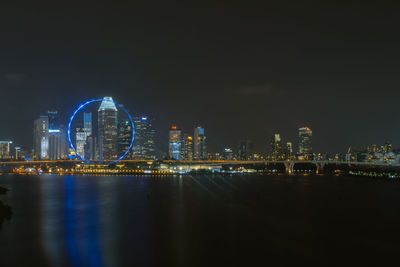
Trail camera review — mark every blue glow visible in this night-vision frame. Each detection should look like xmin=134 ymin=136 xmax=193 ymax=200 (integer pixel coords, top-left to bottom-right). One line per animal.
xmin=67 ymin=98 xmax=135 ymax=165
xmin=141 ymin=117 xmax=147 ymax=121
xmin=197 ymin=127 xmax=204 ymax=135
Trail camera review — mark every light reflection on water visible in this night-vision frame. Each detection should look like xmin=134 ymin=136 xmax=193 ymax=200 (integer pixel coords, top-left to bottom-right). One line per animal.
xmin=1 ymin=174 xmax=400 ymax=266
xmin=37 ymin=175 xmax=151 ymax=266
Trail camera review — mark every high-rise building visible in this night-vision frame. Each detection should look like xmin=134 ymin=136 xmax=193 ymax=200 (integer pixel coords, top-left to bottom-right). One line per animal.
xmin=169 ymin=126 xmax=182 ymax=160
xmin=76 ymin=128 xmax=87 ymax=158
xmin=98 ymin=97 xmax=118 ymax=162
xmin=286 ymin=142 xmax=293 ymax=159
xmin=47 ymin=110 xmax=59 ymax=130
xmin=181 ymin=134 xmax=193 ymax=160
xmin=14 ymin=146 xmax=21 ymax=159
xmin=33 ymin=116 xmax=49 ymax=160
xmin=84 ymin=136 xmax=97 ymax=161
xmin=223 ymin=148 xmax=234 ymax=160
xmin=194 ymin=126 xmax=206 ymax=160
xmin=0 ymin=141 xmax=12 ymax=159
xmin=84 ymin=112 xmax=92 ymax=136
xmin=73 ymin=112 xmax=93 ymax=160
xmin=45 ymin=110 xmax=68 ymax=160
xmin=48 ymin=128 xmax=67 ymax=160
xmin=118 ymin=119 xmax=133 ymax=158
xmin=298 ymin=127 xmax=312 ymax=160
xmin=270 ymin=133 xmax=282 ymax=161
xmin=238 ymin=140 xmax=253 ymax=160
xmin=132 ymin=116 xmax=156 ymax=159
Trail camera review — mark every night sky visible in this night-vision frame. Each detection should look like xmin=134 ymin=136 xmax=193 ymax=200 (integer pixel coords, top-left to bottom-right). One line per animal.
xmin=1 ymin=1 xmax=399 ymax=154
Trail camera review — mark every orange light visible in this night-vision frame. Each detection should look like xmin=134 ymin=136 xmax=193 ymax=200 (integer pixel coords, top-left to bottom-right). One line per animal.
xmin=171 ymin=125 xmax=177 ymax=130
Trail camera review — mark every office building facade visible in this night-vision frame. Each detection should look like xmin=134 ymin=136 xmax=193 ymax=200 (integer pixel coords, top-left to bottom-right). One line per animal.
xmin=298 ymin=127 xmax=313 ymax=160
xmin=118 ymin=119 xmax=133 ymax=159
xmin=33 ymin=116 xmax=49 ymax=160
xmin=194 ymin=126 xmax=206 ymax=160
xmin=0 ymin=141 xmax=13 ymax=159
xmin=132 ymin=116 xmax=155 ymax=159
xmin=98 ymin=97 xmax=118 ymax=161
xmin=181 ymin=134 xmax=193 ymax=160
xmin=169 ymin=126 xmax=182 ymax=160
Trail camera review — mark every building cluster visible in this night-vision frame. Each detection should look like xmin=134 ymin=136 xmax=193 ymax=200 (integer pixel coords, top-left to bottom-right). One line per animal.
xmin=2 ymin=98 xmax=400 ymax=164
xmin=166 ymin=126 xmax=315 ymax=162
xmin=168 ymin=126 xmax=206 ymax=160
xmin=33 ymin=111 xmax=68 ymax=160
xmin=342 ymin=142 xmax=400 ymax=164
xmin=0 ymin=96 xmax=156 ymax=162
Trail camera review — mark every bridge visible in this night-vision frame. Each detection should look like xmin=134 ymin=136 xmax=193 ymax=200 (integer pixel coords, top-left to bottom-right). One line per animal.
xmin=1 ymin=159 xmax=399 ymax=174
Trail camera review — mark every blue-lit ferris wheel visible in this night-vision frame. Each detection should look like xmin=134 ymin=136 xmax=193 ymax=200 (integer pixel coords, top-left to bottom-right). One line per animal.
xmin=67 ymin=98 xmax=135 ymax=165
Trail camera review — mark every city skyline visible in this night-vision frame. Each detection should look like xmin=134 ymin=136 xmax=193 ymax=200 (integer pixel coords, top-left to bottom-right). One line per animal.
xmin=1 ymin=98 xmax=399 ymax=160
xmin=2 ymin=3 xmax=400 ymax=266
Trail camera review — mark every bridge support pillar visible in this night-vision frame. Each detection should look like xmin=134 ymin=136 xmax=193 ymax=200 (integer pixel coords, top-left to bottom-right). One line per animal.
xmin=316 ymin=162 xmax=326 ymax=174
xmin=284 ymin=161 xmax=295 ymax=174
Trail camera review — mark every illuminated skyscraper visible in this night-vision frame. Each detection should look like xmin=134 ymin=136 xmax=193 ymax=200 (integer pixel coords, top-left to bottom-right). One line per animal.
xmin=85 ymin=136 xmax=97 ymax=161
xmin=73 ymin=112 xmax=93 ymax=160
xmin=169 ymin=126 xmax=182 ymax=160
xmin=98 ymin=96 xmax=118 ymax=162
xmin=194 ymin=126 xmax=206 ymax=160
xmin=270 ymin=133 xmax=282 ymax=161
xmin=84 ymin=112 xmax=92 ymax=136
xmin=45 ymin=110 xmax=68 ymax=160
xmin=33 ymin=116 xmax=49 ymax=159
xmin=181 ymin=134 xmax=193 ymax=160
xmin=286 ymin=142 xmax=293 ymax=159
xmin=0 ymin=141 xmax=12 ymax=159
xmin=118 ymin=119 xmax=133 ymax=158
xmin=76 ymin=128 xmax=87 ymax=158
xmin=132 ymin=116 xmax=156 ymax=159
xmin=298 ymin=127 xmax=313 ymax=160
xmin=48 ymin=128 xmax=67 ymax=160
xmin=47 ymin=110 xmax=59 ymax=130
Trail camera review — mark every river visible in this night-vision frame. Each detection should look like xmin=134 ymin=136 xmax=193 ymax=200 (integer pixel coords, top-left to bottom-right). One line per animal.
xmin=0 ymin=174 xmax=399 ymax=266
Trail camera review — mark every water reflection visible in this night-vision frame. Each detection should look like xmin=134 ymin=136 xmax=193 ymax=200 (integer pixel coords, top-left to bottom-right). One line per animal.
xmin=64 ymin=175 xmax=103 ymax=266
xmin=39 ymin=175 xmax=151 ymax=266
xmin=2 ymin=174 xmax=400 ymax=266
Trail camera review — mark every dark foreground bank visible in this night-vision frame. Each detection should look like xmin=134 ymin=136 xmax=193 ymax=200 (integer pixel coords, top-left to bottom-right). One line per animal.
xmin=0 ymin=186 xmax=12 ymax=229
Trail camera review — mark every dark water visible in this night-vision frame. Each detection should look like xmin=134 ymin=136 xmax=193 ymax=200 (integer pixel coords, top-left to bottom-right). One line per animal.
xmin=0 ymin=174 xmax=399 ymax=267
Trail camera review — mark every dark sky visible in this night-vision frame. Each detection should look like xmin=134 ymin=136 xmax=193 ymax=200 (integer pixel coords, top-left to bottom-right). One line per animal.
xmin=1 ymin=1 xmax=399 ymax=155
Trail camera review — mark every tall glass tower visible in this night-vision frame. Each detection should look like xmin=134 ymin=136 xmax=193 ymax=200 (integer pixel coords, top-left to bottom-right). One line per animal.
xmin=194 ymin=126 xmax=206 ymax=160
xmin=98 ymin=97 xmax=118 ymax=162
xmin=84 ymin=112 xmax=92 ymax=136
xmin=169 ymin=126 xmax=182 ymax=160
xmin=118 ymin=119 xmax=133 ymax=159
xmin=270 ymin=133 xmax=282 ymax=161
xmin=47 ymin=110 xmax=67 ymax=160
xmin=33 ymin=116 xmax=49 ymax=160
xmin=298 ymin=127 xmax=313 ymax=160
xmin=132 ymin=116 xmax=155 ymax=159
xmin=47 ymin=110 xmax=59 ymax=130
xmin=181 ymin=134 xmax=193 ymax=160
